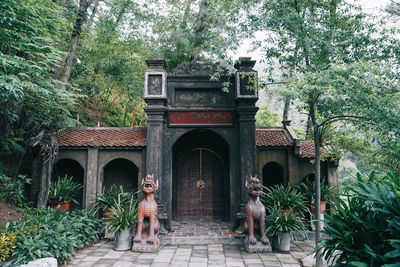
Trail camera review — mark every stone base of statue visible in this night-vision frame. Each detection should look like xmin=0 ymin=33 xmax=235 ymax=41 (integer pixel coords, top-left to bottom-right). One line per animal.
xmin=132 ymin=238 xmax=160 ymax=253
xmin=244 ymin=236 xmax=272 ymax=253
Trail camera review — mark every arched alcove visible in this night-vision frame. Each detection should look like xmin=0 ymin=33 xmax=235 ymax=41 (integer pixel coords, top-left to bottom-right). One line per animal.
xmin=52 ymin=159 xmax=84 ymax=210
xmin=172 ymin=129 xmax=230 ymax=221
xmin=262 ymin=162 xmax=284 ymax=188
xmin=103 ymin=158 xmax=138 ymax=193
xmin=303 ymin=173 xmax=316 ymax=182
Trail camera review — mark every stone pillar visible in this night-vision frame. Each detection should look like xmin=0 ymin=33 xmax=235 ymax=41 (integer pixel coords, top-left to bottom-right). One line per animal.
xmin=85 ymin=148 xmax=98 ymax=209
xmin=327 ymin=160 xmax=339 ymax=187
xmin=234 ymin=58 xmax=259 ymax=229
xmin=143 ymin=58 xmax=168 ymax=232
xmin=235 ymin=57 xmax=259 ymax=203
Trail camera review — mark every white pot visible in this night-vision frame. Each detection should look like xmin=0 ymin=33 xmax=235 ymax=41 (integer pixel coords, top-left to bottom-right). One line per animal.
xmin=114 ymin=229 xmax=133 ymax=251
xmin=272 ymin=232 xmax=291 ymax=252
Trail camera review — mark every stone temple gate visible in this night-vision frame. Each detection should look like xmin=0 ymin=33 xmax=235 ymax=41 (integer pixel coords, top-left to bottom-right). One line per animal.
xmin=47 ymin=58 xmax=339 ymax=231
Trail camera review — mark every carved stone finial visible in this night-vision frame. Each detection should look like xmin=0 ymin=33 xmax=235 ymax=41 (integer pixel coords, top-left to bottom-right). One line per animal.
xmin=234 ymin=57 xmax=256 ymax=71
xmin=132 ymin=174 xmax=160 ymax=253
xmin=243 ymin=176 xmax=272 ymax=253
xmin=146 ymin=58 xmax=168 ymax=70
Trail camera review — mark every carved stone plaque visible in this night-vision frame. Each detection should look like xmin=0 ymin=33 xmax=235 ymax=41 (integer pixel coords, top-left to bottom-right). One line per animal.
xmin=148 ymin=75 xmax=162 ymax=95
xmin=169 ymin=111 xmax=233 ymax=126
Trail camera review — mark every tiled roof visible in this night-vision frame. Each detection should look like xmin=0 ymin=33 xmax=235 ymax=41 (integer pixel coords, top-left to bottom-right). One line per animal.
xmin=299 ymin=141 xmax=318 ymax=158
xmin=255 ymin=128 xmax=292 ymax=147
xmin=57 ymin=127 xmax=317 ymax=158
xmin=57 ymin=128 xmax=146 ymax=147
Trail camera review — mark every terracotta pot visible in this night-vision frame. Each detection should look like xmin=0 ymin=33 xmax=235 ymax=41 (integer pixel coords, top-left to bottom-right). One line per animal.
xmin=309 ymin=201 xmax=326 ymax=214
xmin=105 ymin=208 xmax=115 ymax=218
xmin=283 ymin=209 xmax=291 ymax=215
xmin=49 ymin=200 xmax=70 ymax=211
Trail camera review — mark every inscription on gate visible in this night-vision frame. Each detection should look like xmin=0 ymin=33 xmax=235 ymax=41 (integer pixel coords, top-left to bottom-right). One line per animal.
xmin=169 ymin=111 xmax=233 ymax=126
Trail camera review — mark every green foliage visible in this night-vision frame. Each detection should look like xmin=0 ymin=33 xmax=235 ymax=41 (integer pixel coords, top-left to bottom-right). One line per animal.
xmin=317 ymin=172 xmax=400 ymax=266
xmin=144 ymin=0 xmax=254 ymax=71
xmin=296 ymin=177 xmax=337 ymax=203
xmin=106 ymin=194 xmax=138 ymax=233
xmin=261 ymin=184 xmax=307 ymax=213
xmin=0 ymin=0 xmax=75 ymax=172
xmin=287 ymin=61 xmax=400 ymax=173
xmin=0 ymin=174 xmax=31 ymax=208
xmin=48 ymin=175 xmax=82 ymax=203
xmin=1 ymin=208 xmax=102 ymax=266
xmin=68 ymin=0 xmax=151 ymax=127
xmin=254 ymin=0 xmax=400 ymax=175
xmin=265 ymin=206 xmax=306 ymax=238
xmin=92 ymin=185 xmax=135 ymax=216
xmin=255 ymin=105 xmax=281 ymax=127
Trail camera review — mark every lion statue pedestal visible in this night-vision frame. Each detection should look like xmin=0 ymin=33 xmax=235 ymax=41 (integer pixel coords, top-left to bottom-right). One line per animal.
xmin=132 ymin=174 xmax=160 ymax=253
xmin=243 ymin=176 xmax=272 ymax=253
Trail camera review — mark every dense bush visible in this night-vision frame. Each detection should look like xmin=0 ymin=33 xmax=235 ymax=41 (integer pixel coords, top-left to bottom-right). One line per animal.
xmin=317 ymin=172 xmax=400 ymax=266
xmin=0 ymin=208 xmax=103 ymax=266
xmin=0 ymin=173 xmax=31 ymax=207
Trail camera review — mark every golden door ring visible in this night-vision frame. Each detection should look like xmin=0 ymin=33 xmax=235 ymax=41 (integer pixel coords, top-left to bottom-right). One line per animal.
xmin=196 ymin=179 xmax=206 ymax=189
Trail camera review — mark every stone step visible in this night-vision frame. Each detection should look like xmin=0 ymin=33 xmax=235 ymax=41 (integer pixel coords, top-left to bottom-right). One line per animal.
xmin=160 ymin=234 xmax=244 ymax=245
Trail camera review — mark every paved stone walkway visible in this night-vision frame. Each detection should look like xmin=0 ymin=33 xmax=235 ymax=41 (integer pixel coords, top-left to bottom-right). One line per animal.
xmin=67 ymin=240 xmax=315 ymax=267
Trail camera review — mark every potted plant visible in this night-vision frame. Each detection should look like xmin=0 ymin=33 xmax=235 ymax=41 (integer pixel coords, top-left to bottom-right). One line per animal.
xmin=296 ymin=177 xmax=337 ymax=214
xmin=265 ymin=206 xmax=306 ymax=252
xmin=261 ymin=184 xmax=307 ymax=214
xmin=106 ymin=194 xmax=138 ymax=251
xmin=92 ymin=185 xmax=133 ymax=217
xmin=48 ymin=175 xmax=82 ymax=211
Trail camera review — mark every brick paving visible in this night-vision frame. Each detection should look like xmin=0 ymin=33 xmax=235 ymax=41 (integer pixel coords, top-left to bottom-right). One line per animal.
xmin=66 ymin=220 xmax=315 ymax=267
xmin=66 ymin=240 xmax=315 ymax=267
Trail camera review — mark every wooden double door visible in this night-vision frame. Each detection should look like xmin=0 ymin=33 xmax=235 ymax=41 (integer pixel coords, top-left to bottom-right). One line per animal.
xmin=175 ymin=148 xmax=227 ymax=220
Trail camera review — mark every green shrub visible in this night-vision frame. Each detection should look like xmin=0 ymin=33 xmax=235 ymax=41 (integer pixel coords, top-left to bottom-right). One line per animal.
xmin=317 ymin=172 xmax=400 ymax=266
xmin=0 ymin=173 xmax=31 ymax=207
xmin=1 ymin=208 xmax=102 ymax=266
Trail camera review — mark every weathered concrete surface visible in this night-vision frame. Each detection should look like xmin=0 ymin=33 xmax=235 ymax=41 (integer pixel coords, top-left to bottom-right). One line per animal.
xmin=21 ymin=258 xmax=57 ymax=267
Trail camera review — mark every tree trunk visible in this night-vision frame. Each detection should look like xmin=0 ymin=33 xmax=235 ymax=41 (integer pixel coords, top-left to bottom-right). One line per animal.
xmin=54 ymin=0 xmax=92 ymax=90
xmin=87 ymin=0 xmax=100 ymax=28
xmin=283 ymin=98 xmax=290 ymax=121
xmin=305 ymin=115 xmax=311 ymax=138
xmin=30 ymin=130 xmax=58 ymax=208
xmin=310 ymin=104 xmax=322 ymax=267
xmin=190 ymin=0 xmax=208 ymax=63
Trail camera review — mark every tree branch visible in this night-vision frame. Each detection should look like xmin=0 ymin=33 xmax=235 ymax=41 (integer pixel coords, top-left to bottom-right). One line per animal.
xmin=319 ymin=115 xmax=370 ymax=127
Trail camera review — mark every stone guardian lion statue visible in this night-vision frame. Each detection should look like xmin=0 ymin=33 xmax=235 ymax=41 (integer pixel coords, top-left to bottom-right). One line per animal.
xmin=243 ymin=176 xmax=271 ymax=253
xmin=132 ymin=174 xmax=160 ymax=252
